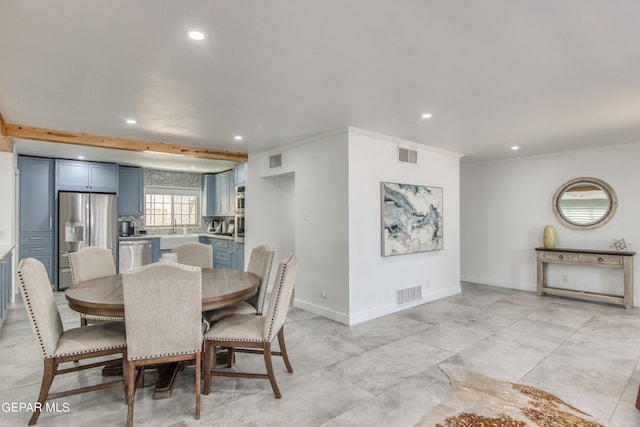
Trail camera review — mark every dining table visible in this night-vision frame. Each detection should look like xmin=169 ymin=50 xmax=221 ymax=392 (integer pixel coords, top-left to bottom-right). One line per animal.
xmin=65 ymin=266 xmax=260 ymax=399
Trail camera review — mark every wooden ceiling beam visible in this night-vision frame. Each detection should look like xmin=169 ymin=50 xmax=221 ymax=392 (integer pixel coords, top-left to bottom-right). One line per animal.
xmin=0 ymin=113 xmax=14 ymax=153
xmin=4 ymin=123 xmax=248 ymax=162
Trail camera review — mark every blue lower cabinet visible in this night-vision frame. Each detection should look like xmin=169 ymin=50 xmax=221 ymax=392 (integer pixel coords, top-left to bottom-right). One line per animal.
xmin=150 ymin=238 xmax=161 ymax=263
xmin=229 ymin=242 xmax=244 ymax=271
xmin=213 ymin=239 xmax=230 ymax=269
xmin=0 ymin=252 xmax=13 ymax=329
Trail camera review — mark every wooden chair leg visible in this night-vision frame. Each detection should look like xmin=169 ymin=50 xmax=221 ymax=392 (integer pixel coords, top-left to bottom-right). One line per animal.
xmin=263 ymin=342 xmax=281 ymax=398
xmin=122 ymin=351 xmax=129 ymax=405
xmin=226 ymin=347 xmax=234 ymax=368
xmin=195 ymin=352 xmax=201 ymax=420
xmin=277 ymin=328 xmax=293 ymax=373
xmin=29 ymin=358 xmax=57 ymax=425
xmin=126 ymin=361 xmax=136 ymax=427
xmin=203 ymin=342 xmax=216 ymax=395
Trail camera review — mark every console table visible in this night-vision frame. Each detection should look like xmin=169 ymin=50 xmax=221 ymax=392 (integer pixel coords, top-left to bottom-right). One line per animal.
xmin=535 ymin=247 xmax=635 ymax=309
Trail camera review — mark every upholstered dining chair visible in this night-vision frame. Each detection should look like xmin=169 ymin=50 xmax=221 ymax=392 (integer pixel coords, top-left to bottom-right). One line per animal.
xmin=122 ymin=262 xmax=203 ymax=427
xmin=203 ymin=245 xmax=275 ymax=326
xmin=69 ymin=246 xmax=121 ymax=326
xmin=171 ymin=242 xmax=213 ymax=268
xmin=203 ymin=253 xmax=298 ymax=399
xmin=17 ymin=258 xmax=127 ymax=426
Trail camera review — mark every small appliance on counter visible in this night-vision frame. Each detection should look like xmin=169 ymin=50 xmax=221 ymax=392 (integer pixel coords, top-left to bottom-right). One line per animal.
xmin=226 ymin=219 xmax=235 ymax=236
xmin=120 ymin=220 xmax=131 ymax=237
xmin=207 ymin=219 xmax=223 ymax=234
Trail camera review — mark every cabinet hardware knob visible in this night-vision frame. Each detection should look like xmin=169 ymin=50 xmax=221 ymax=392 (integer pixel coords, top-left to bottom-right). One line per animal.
xmin=598 ymin=257 xmax=604 ymax=262
xmin=558 ymin=255 xmax=564 ymax=260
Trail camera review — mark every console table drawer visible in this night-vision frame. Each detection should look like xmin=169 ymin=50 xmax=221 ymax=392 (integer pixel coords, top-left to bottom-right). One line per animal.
xmin=578 ymin=254 xmax=622 ymax=266
xmin=539 ymin=251 xmax=578 ymax=262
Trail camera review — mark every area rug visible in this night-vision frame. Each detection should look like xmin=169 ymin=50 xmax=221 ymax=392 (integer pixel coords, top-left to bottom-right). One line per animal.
xmin=415 ymin=364 xmax=606 ymax=427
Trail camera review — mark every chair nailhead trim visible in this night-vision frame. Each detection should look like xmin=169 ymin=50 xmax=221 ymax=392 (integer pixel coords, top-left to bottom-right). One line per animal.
xmin=128 ymin=349 xmax=200 ymax=360
xmin=266 ymin=253 xmax=295 ymax=341
xmin=17 ymin=266 xmax=49 ymax=357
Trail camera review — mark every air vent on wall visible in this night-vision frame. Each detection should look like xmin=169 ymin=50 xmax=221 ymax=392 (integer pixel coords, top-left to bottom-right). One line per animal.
xmin=398 ymin=147 xmax=418 ymax=164
xmin=396 ymin=285 xmax=422 ymax=306
xmin=269 ymin=154 xmax=282 ymax=168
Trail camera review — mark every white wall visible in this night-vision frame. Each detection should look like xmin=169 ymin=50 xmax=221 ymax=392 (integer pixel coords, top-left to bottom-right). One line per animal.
xmin=249 ymin=128 xmax=462 ymax=325
xmin=248 ymin=131 xmax=350 ymax=323
xmin=461 ymin=143 xmax=640 ymax=305
xmin=348 ymin=129 xmax=462 ymax=323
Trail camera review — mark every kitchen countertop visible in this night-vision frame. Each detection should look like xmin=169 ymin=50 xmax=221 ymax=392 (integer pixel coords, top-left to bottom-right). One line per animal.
xmin=118 ymin=235 xmax=161 ymax=240
xmin=118 ymin=233 xmax=236 ymax=241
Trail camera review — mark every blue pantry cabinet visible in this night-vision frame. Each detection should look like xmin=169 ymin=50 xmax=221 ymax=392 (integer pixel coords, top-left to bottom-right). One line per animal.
xmin=202 ymin=170 xmax=235 ymax=216
xmin=18 ymin=156 xmax=56 ymax=285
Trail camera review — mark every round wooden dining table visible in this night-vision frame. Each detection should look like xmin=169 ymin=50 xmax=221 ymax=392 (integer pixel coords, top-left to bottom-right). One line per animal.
xmin=65 ymin=267 xmax=260 ymax=399
xmin=66 ymin=267 xmax=260 ymax=318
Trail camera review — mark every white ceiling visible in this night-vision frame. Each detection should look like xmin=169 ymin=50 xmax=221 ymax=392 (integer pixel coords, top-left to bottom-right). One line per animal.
xmin=2 ymin=1 xmax=640 ymax=169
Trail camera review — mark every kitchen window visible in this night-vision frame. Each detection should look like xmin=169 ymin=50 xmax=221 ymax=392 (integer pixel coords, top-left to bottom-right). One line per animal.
xmin=145 ymin=187 xmax=200 ymax=227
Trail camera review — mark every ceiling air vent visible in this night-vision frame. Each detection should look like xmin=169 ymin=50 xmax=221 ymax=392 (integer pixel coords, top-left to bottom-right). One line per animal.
xmin=269 ymin=154 xmax=282 ymax=169
xmin=398 ymin=147 xmax=418 ymax=164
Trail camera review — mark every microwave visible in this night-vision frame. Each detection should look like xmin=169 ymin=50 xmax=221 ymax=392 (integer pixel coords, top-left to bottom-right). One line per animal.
xmin=235 ymin=187 xmax=245 ymax=214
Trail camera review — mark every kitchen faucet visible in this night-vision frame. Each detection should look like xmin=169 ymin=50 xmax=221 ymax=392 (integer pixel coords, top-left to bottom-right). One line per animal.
xmin=171 ymin=217 xmax=177 ymax=234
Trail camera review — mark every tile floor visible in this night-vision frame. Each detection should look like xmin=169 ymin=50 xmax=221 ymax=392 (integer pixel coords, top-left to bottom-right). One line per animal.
xmin=1 ymin=282 xmax=640 ymax=426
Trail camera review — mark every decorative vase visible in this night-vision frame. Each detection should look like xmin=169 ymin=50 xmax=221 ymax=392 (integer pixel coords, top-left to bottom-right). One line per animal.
xmin=543 ymin=225 xmax=556 ymax=249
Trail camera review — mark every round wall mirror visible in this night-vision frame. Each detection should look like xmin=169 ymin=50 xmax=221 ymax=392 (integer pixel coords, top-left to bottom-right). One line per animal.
xmin=552 ymin=177 xmax=617 ymax=230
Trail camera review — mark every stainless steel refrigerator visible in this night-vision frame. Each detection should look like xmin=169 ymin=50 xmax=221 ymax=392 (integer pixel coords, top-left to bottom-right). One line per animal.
xmin=58 ymin=192 xmax=117 ymax=290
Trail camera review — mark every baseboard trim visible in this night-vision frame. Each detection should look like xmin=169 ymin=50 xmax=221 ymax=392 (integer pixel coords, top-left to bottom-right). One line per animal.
xmin=461 ymin=275 xmax=535 ymax=292
xmin=294 ymin=285 xmax=462 ymax=326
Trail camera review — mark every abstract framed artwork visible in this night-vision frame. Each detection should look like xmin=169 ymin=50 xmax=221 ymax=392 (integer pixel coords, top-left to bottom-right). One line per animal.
xmin=381 ymin=182 xmax=443 ymax=256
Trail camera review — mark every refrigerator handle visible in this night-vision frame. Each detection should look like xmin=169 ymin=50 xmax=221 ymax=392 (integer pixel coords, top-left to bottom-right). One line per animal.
xmin=49 ymin=217 xmax=52 ymax=230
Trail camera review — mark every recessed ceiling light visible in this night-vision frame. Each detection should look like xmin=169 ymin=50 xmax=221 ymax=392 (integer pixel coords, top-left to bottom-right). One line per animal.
xmin=190 ymin=166 xmax=196 ymax=170
xmin=125 ymin=119 xmax=137 ymax=124
xmin=511 ymin=146 xmax=519 ymax=150
xmin=421 ymin=113 xmax=432 ymax=119
xmin=233 ymin=135 xmax=243 ymax=141
xmin=77 ymin=155 xmax=85 ymax=160
xmin=187 ymin=30 xmax=206 ymax=41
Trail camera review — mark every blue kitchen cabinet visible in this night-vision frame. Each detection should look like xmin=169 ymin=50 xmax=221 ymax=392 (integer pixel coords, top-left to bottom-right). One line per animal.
xmin=199 ymin=236 xmax=216 ymax=267
xmin=231 ymin=242 xmax=244 ymax=271
xmin=0 ymin=251 xmax=13 ymax=329
xmin=19 ymin=157 xmax=55 ymax=233
xmin=213 ymin=238 xmax=230 ymax=269
xmin=235 ymin=163 xmax=245 ymax=186
xmin=202 ymin=174 xmax=217 ymax=217
xmin=202 ymin=170 xmax=234 ymax=216
xmin=56 ymin=159 xmax=118 ymax=193
xmin=18 ymin=156 xmax=56 ymax=285
xmin=150 ymin=238 xmax=161 ymax=263
xmin=118 ymin=166 xmax=144 ymax=216
xmin=199 ymin=236 xmax=242 ymax=270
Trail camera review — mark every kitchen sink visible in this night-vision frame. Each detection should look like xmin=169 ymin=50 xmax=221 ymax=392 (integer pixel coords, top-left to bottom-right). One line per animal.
xmin=159 ymin=234 xmax=200 ymax=250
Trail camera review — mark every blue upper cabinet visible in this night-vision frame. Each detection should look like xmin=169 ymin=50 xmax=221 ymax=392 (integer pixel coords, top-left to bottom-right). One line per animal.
xmin=19 ymin=157 xmax=55 ymax=233
xmin=202 ymin=174 xmax=217 ymax=217
xmin=56 ymin=159 xmax=118 ymax=193
xmin=118 ymin=166 xmax=144 ymax=216
xmin=235 ymin=163 xmax=245 ymax=186
xmin=202 ymin=170 xmax=234 ymax=216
